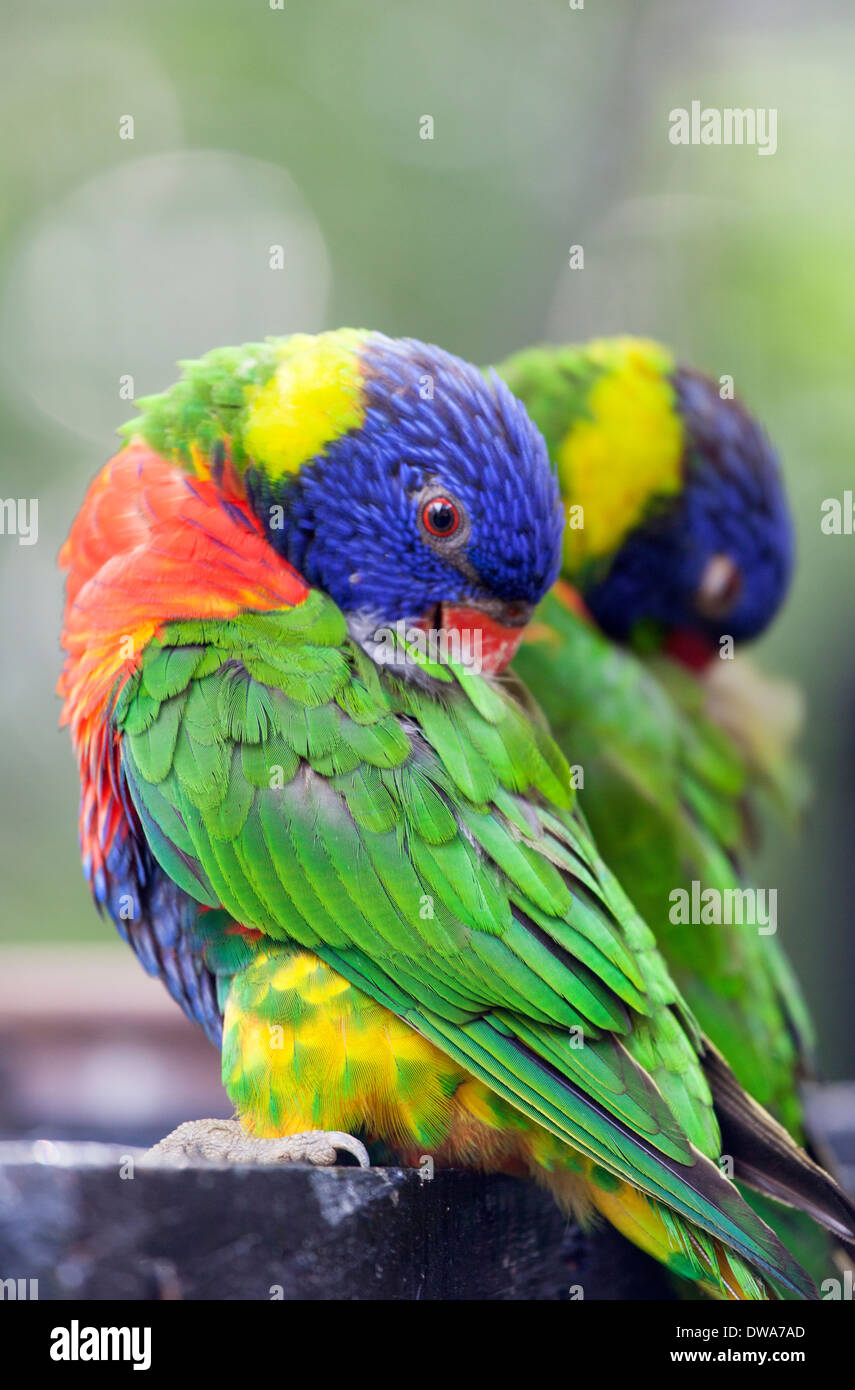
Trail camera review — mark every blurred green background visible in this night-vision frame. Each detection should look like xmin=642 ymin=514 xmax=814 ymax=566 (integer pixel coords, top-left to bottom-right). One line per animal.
xmin=0 ymin=0 xmax=853 ymax=1073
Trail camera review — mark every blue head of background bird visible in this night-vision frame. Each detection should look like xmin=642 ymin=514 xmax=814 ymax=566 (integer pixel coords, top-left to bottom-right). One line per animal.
xmin=496 ymin=337 xmax=794 ymax=668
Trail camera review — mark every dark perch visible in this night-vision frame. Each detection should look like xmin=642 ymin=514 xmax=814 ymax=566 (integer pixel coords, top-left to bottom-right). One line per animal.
xmin=1 ymin=955 xmax=851 ymax=1301
xmin=0 ymin=1141 xmax=674 ymax=1300
xmin=1 ymin=1086 xmax=853 ymax=1300
xmin=0 ymin=955 xmax=673 ymax=1299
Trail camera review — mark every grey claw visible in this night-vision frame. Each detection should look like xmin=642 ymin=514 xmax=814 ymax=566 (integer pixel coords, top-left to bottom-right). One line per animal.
xmin=325 ymin=1131 xmax=371 ymax=1168
xmin=139 ymin=1120 xmax=370 ymax=1169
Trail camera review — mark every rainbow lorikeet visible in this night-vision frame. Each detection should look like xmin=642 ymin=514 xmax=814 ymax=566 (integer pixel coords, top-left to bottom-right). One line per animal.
xmin=59 ymin=331 xmax=854 ymax=1300
xmin=498 ymin=338 xmax=836 ymax=1290
xmin=498 ymin=337 xmax=811 ymax=1138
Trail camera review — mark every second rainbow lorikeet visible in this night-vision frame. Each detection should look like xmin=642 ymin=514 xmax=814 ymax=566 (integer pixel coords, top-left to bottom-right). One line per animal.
xmin=59 ymin=331 xmax=854 ymax=1300
xmin=497 ymin=336 xmax=811 ymax=1136
xmin=497 ymin=338 xmax=838 ymax=1286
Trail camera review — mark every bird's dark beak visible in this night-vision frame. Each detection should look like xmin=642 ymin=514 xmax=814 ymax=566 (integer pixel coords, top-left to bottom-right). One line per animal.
xmin=663 ymin=627 xmax=719 ymax=672
xmin=437 ymin=598 xmax=534 ymax=674
xmin=664 ymin=553 xmax=744 ymax=671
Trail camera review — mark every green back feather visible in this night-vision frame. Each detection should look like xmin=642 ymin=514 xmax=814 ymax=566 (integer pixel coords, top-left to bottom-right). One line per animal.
xmin=115 ymin=593 xmax=815 ymax=1299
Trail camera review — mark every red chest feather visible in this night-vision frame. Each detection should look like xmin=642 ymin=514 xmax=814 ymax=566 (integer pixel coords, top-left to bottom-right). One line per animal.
xmin=59 ymin=441 xmax=308 ymax=880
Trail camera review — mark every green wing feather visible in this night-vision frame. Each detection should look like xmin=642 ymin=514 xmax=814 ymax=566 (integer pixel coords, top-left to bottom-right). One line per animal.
xmin=115 ymin=596 xmax=823 ymax=1298
xmin=492 ymin=339 xmax=813 ymax=1135
xmin=514 ymin=588 xmax=813 ymax=1137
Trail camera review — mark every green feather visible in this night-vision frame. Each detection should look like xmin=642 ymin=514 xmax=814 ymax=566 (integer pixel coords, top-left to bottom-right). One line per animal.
xmin=114 ymin=593 xmax=818 ymax=1299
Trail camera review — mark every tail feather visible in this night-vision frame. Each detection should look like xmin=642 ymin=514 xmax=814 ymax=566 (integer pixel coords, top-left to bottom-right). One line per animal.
xmin=585 ymin=1171 xmax=774 ymax=1300
xmin=703 ymin=1042 xmax=855 ymax=1244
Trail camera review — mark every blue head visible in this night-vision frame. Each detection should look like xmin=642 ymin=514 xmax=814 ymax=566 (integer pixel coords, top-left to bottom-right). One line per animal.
xmin=541 ymin=354 xmax=795 ymax=666
xmin=585 ymin=369 xmax=794 ymax=662
xmin=242 ymin=332 xmax=563 ymax=670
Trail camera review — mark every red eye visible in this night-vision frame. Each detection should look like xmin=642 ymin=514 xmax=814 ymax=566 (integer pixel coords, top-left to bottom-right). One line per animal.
xmin=422 ymin=496 xmax=460 ymax=538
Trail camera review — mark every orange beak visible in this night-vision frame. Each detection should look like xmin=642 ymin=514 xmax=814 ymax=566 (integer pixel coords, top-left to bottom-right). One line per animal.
xmin=436 ymin=602 xmax=533 ymax=674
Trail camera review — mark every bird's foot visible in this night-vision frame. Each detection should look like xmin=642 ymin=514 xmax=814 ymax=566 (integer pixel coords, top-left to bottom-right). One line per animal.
xmin=141 ymin=1119 xmax=370 ymax=1168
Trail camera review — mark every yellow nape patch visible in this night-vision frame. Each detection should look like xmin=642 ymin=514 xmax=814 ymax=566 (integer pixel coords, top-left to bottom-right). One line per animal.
xmin=242 ymin=330 xmax=367 ymax=478
xmin=558 ymin=337 xmax=683 ymax=573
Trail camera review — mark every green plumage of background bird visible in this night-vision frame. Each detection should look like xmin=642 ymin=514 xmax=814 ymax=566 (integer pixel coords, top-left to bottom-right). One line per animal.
xmin=497 ymin=336 xmax=833 ymax=1282
xmin=59 ymin=330 xmax=854 ymax=1301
